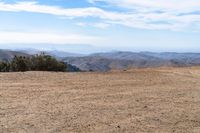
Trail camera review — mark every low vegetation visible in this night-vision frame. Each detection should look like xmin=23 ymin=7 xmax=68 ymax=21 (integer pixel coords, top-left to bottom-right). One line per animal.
xmin=1 ymin=68 xmax=200 ymax=132
xmin=0 ymin=54 xmax=68 ymax=72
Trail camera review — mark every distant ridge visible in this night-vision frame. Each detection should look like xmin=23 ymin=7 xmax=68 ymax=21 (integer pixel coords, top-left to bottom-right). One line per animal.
xmin=63 ymin=51 xmax=200 ymax=71
xmin=1 ymin=49 xmax=200 ymax=72
xmin=18 ymin=49 xmax=84 ymax=58
xmin=0 ymin=49 xmax=29 ymax=62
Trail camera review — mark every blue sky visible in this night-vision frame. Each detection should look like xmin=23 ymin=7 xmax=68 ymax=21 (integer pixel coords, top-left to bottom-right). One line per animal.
xmin=0 ymin=0 xmax=200 ymax=53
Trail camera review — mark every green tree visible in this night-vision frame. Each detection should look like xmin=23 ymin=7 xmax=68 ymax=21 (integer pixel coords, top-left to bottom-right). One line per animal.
xmin=0 ymin=54 xmax=72 ymax=72
xmin=10 ymin=56 xmax=30 ymax=72
xmin=0 ymin=61 xmax=10 ymax=72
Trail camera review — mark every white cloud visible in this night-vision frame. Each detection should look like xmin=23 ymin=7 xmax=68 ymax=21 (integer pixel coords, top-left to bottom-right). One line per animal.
xmin=76 ymin=22 xmax=110 ymax=29
xmin=93 ymin=23 xmax=110 ymax=29
xmin=0 ymin=31 xmax=102 ymax=44
xmin=0 ymin=1 xmax=200 ymax=30
xmin=0 ymin=1 xmax=105 ymax=17
xmin=89 ymin=0 xmax=200 ymax=12
xmin=76 ymin=22 xmax=87 ymax=27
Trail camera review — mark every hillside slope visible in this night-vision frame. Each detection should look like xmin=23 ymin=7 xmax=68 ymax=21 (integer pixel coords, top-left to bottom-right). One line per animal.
xmin=0 ymin=49 xmax=29 ymax=61
xmin=1 ymin=67 xmax=200 ymax=132
xmin=63 ymin=52 xmax=200 ymax=71
xmin=2 ymin=49 xmax=200 ymax=71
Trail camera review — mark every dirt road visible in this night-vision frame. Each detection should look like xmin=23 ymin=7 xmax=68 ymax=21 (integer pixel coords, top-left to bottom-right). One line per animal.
xmin=1 ymin=67 xmax=200 ymax=133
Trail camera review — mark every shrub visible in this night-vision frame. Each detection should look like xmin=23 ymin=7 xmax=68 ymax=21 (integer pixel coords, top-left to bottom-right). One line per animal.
xmin=0 ymin=61 xmax=10 ymax=72
xmin=10 ymin=56 xmax=31 ymax=72
xmin=0 ymin=54 xmax=68 ymax=72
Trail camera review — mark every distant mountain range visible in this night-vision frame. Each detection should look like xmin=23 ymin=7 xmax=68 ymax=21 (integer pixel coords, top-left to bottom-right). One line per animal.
xmin=1 ymin=49 xmax=200 ymax=71
xmin=19 ymin=49 xmax=84 ymax=59
xmin=63 ymin=51 xmax=200 ymax=71
xmin=0 ymin=49 xmax=29 ymax=61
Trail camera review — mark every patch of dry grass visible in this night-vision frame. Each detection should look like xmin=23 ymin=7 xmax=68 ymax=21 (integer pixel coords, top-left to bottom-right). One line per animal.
xmin=1 ymin=67 xmax=200 ymax=132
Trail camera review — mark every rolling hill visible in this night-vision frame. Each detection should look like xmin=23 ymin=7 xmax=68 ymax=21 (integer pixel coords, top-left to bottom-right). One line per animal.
xmin=63 ymin=51 xmax=200 ymax=71
xmin=1 ymin=67 xmax=200 ymax=132
xmin=2 ymin=49 xmax=200 ymax=71
xmin=0 ymin=49 xmax=29 ymax=61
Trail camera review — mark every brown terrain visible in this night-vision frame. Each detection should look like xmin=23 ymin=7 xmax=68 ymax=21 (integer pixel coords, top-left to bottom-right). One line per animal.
xmin=1 ymin=67 xmax=200 ymax=133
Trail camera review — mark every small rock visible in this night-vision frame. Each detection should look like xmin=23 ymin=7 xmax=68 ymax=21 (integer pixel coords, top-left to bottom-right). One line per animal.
xmin=144 ymin=105 xmax=148 ymax=108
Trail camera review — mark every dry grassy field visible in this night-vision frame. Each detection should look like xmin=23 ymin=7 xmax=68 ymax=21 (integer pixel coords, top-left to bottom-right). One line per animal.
xmin=1 ymin=67 xmax=200 ymax=133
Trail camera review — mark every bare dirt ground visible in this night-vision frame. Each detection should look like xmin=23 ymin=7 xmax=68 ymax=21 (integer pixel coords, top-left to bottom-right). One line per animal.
xmin=1 ymin=67 xmax=200 ymax=133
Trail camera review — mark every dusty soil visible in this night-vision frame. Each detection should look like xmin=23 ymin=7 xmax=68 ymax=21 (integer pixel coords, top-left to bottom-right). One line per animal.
xmin=1 ymin=67 xmax=200 ymax=133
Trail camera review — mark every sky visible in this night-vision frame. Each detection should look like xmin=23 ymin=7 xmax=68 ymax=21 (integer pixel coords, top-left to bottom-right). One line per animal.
xmin=0 ymin=0 xmax=200 ymax=53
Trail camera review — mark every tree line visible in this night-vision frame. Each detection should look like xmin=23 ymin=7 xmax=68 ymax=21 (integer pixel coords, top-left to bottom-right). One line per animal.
xmin=0 ymin=54 xmax=68 ymax=72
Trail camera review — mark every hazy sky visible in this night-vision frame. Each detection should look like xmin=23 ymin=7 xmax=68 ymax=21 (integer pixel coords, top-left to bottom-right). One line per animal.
xmin=0 ymin=0 xmax=200 ymax=52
